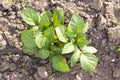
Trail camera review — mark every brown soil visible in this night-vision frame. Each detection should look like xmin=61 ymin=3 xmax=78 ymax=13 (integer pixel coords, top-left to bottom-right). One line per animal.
xmin=0 ymin=0 xmax=120 ymax=80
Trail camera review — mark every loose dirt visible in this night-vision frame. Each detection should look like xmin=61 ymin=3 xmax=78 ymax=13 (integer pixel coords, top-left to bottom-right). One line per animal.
xmin=0 ymin=0 xmax=120 ymax=80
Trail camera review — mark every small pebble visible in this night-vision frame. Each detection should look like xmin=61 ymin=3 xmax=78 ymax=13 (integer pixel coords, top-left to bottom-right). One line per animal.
xmin=37 ymin=66 xmax=48 ymax=78
xmin=111 ymin=59 xmax=115 ymax=62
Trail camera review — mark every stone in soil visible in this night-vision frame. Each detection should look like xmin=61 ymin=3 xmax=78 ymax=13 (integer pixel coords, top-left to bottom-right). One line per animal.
xmin=1 ymin=0 xmax=11 ymax=10
xmin=9 ymin=63 xmax=17 ymax=71
xmin=34 ymin=72 xmax=42 ymax=80
xmin=37 ymin=66 xmax=48 ymax=78
xmin=108 ymin=26 xmax=120 ymax=42
xmin=12 ymin=54 xmax=20 ymax=62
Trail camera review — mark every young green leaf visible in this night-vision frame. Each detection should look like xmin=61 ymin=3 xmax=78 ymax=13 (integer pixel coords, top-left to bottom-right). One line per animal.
xmin=62 ymin=43 xmax=74 ymax=54
xmin=37 ymin=48 xmax=50 ymax=59
xmin=65 ymin=31 xmax=77 ymax=38
xmin=39 ymin=11 xmax=51 ymax=28
xmin=35 ymin=34 xmax=46 ymax=49
xmin=22 ymin=8 xmax=40 ymax=26
xmin=77 ymin=37 xmax=90 ymax=47
xmin=70 ymin=46 xmax=81 ymax=67
xmin=80 ymin=53 xmax=98 ymax=72
xmin=23 ymin=46 xmax=38 ymax=55
xmin=53 ymin=8 xmax=64 ymax=27
xmin=55 ymin=25 xmax=68 ymax=42
xmin=21 ymin=28 xmax=37 ymax=48
xmin=52 ymin=55 xmax=70 ymax=72
xmin=81 ymin=46 xmax=97 ymax=53
xmin=44 ymin=27 xmax=54 ymax=42
xmin=68 ymin=13 xmax=85 ymax=33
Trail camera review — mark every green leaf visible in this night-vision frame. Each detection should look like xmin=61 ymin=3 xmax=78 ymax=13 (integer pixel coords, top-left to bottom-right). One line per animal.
xmin=23 ymin=46 xmax=38 ymax=55
xmin=77 ymin=33 xmax=87 ymax=38
xmin=81 ymin=46 xmax=97 ymax=53
xmin=35 ymin=34 xmax=46 ymax=49
xmin=55 ymin=25 xmax=68 ymax=42
xmin=21 ymin=28 xmax=38 ymax=48
xmin=39 ymin=10 xmax=51 ymax=28
xmin=80 ymin=53 xmax=98 ymax=72
xmin=37 ymin=48 xmax=50 ymax=59
xmin=70 ymin=46 xmax=81 ymax=67
xmin=65 ymin=31 xmax=77 ymax=38
xmin=62 ymin=43 xmax=74 ymax=54
xmin=50 ymin=44 xmax=62 ymax=53
xmin=77 ymin=37 xmax=89 ymax=47
xmin=52 ymin=55 xmax=70 ymax=72
xmin=82 ymin=22 xmax=89 ymax=33
xmin=44 ymin=27 xmax=54 ymax=42
xmin=68 ymin=14 xmax=85 ymax=33
xmin=22 ymin=8 xmax=40 ymax=26
xmin=53 ymin=8 xmax=64 ymax=27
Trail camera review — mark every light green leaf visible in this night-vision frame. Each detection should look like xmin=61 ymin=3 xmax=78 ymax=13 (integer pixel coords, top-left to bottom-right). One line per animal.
xmin=70 ymin=46 xmax=81 ymax=67
xmin=82 ymin=22 xmax=89 ymax=33
xmin=21 ymin=28 xmax=37 ymax=48
xmin=65 ymin=31 xmax=77 ymax=38
xmin=44 ymin=27 xmax=54 ymax=42
xmin=53 ymin=8 xmax=64 ymax=27
xmin=35 ymin=34 xmax=46 ymax=49
xmin=39 ymin=10 xmax=51 ymax=28
xmin=23 ymin=46 xmax=38 ymax=55
xmin=77 ymin=37 xmax=90 ymax=47
xmin=55 ymin=25 xmax=68 ymax=42
xmin=68 ymin=14 xmax=85 ymax=33
xmin=80 ymin=53 xmax=98 ymax=72
xmin=81 ymin=46 xmax=97 ymax=53
xmin=62 ymin=43 xmax=74 ymax=54
xmin=22 ymin=8 xmax=40 ymax=26
xmin=52 ymin=55 xmax=70 ymax=72
xmin=37 ymin=48 xmax=50 ymax=59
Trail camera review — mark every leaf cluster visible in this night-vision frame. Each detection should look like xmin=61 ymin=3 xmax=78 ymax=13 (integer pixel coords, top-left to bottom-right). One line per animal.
xmin=21 ymin=8 xmax=98 ymax=72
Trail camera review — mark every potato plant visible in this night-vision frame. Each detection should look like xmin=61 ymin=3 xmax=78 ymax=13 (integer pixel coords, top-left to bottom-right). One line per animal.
xmin=21 ymin=7 xmax=98 ymax=72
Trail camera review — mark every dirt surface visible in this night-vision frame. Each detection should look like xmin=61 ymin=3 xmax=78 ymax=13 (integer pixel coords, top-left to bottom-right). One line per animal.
xmin=0 ymin=0 xmax=120 ymax=80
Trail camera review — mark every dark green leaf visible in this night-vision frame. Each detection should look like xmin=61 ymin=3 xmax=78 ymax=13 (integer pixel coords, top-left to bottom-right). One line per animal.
xmin=53 ymin=8 xmax=64 ymax=27
xmin=50 ymin=44 xmax=62 ymax=53
xmin=68 ymin=14 xmax=85 ymax=33
xmin=35 ymin=34 xmax=46 ymax=49
xmin=37 ymin=48 xmax=50 ymax=59
xmin=55 ymin=25 xmax=68 ymax=42
xmin=52 ymin=55 xmax=70 ymax=72
xmin=22 ymin=8 xmax=40 ymax=26
xmin=62 ymin=43 xmax=74 ymax=54
xmin=80 ymin=53 xmax=98 ymax=72
xmin=39 ymin=11 xmax=51 ymax=28
xmin=70 ymin=46 xmax=81 ymax=67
